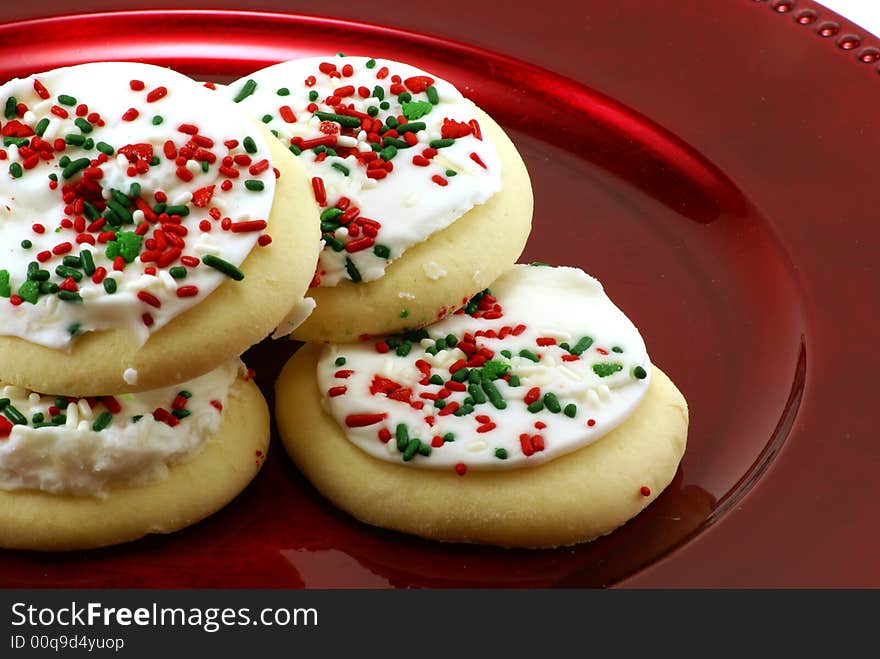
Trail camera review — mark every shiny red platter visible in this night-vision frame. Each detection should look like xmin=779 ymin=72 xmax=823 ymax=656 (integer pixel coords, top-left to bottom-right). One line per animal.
xmin=0 ymin=2 xmax=877 ymax=588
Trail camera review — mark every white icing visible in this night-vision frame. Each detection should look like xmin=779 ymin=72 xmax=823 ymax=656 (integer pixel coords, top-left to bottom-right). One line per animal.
xmin=271 ymin=297 xmax=317 ymax=339
xmin=0 ymin=62 xmax=277 ymax=348
xmin=225 ymin=56 xmax=502 ymax=286
xmin=0 ymin=359 xmax=241 ymax=496
xmin=316 ymin=266 xmax=651 ymax=470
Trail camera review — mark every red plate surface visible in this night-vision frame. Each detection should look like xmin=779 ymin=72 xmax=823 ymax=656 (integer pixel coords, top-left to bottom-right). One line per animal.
xmin=0 ymin=2 xmax=876 ymax=588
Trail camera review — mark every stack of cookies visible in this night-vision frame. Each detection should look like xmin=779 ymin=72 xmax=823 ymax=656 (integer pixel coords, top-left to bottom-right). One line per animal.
xmin=226 ymin=56 xmax=688 ymax=549
xmin=0 ymin=54 xmax=688 ymax=552
xmin=0 ymin=62 xmax=319 ymax=550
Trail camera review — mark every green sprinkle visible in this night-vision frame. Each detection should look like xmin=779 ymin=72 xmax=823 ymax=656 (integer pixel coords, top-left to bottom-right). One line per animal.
xmin=172 ymin=409 xmax=191 ymax=419
xmin=429 ymin=374 xmax=444 ymax=386
xmin=131 ymin=415 xmax=143 ymax=423
xmin=519 ymin=349 xmax=540 ymax=363
xmin=57 ymin=94 xmax=76 ymax=106
xmin=395 ymin=423 xmax=409 ymax=452
xmin=366 ymin=58 xmax=376 ymax=69
xmin=507 ymin=375 xmax=520 ymax=387
xmin=324 ymin=235 xmax=344 ymax=252
xmin=500 ymin=349 xmax=512 ymax=358
xmin=379 ymin=145 xmax=397 ymax=161
xmin=633 ymin=365 xmax=648 ymax=380
xmin=289 ymin=144 xmax=302 ymax=156
xmin=308 ymin=90 xmax=319 ymax=102
xmin=245 ymin=179 xmax=265 ymax=191
xmin=399 ymin=308 xmax=409 ymax=319
xmin=571 ymin=336 xmax=594 ymax=356
xmin=83 ymin=201 xmax=100 ymax=221
xmin=481 ymin=360 xmax=510 ymax=380
xmin=397 ymin=92 xmax=412 ymax=104
xmin=261 ymin=114 xmax=273 ymax=124
xmin=17 ymin=280 xmax=39 ymax=304
xmin=443 ymin=433 xmax=455 ymax=443
xmin=64 ymin=133 xmax=86 ymax=146
xmin=51 ymin=414 xmax=66 ymax=425
xmin=527 ymin=400 xmax=544 ymax=413
xmin=366 ymin=105 xmax=379 ymax=117
xmin=152 ymin=115 xmax=164 ymax=125
xmin=92 ymin=412 xmax=113 ymax=432
xmin=34 ymin=118 xmax=50 ymax=136
xmin=61 ymin=157 xmax=90 ymax=179
xmin=345 ymin=257 xmax=362 ymax=283
xmin=385 ymin=116 xmax=398 ymax=129
xmin=243 ymin=136 xmax=257 ymax=154
xmin=5 ymin=96 xmax=19 ymax=118
xmin=58 ymin=155 xmax=71 ymax=168
xmin=445 ymin=169 xmax=457 ymax=177
xmin=177 ymin=390 xmax=192 ymax=399
xmin=80 ymin=250 xmax=95 ymax=276
xmin=331 ymin=162 xmax=350 ymax=176
xmin=3 ymin=137 xmax=28 ymax=147
xmin=380 ymin=101 xmax=390 ymax=110
xmin=402 ymin=100 xmax=432 ymax=120
xmin=149 ymin=156 xmax=160 ymax=166
xmin=418 ymin=443 xmax=432 ymax=457
xmin=402 ymin=438 xmax=421 ymax=462
xmin=103 ymin=277 xmax=117 ymax=294
xmin=429 ymin=138 xmax=454 ymax=148
xmin=320 ymin=207 xmax=343 ymax=223
xmin=202 ymin=254 xmax=244 ymax=281
xmin=169 ymin=266 xmax=187 ymax=279
xmin=395 ymin=340 xmax=412 ymax=357
xmin=593 ymin=362 xmax=624 ymax=378
xmin=32 ymin=413 xmax=44 ymax=424
xmin=107 ymin=199 xmax=133 ymax=224
xmin=3 ymin=403 xmax=27 ymax=425
xmin=426 ymin=85 xmax=440 ymax=105
xmin=468 ymin=383 xmax=487 ymax=404
xmin=564 ymin=403 xmax=577 ymax=418
xmin=20 ymin=240 xmax=31 ymax=250
xmin=612 ymin=346 xmax=624 ymax=353
xmin=434 ymin=399 xmax=446 ymax=409
xmin=57 ymin=290 xmax=82 ymax=303
xmin=334 ymin=357 xmax=347 ymax=367
xmin=233 ymin=79 xmax=257 ymax=103
xmin=95 ymin=141 xmax=115 ymax=155
xmin=74 ymin=117 xmax=92 ymax=133
xmin=468 ymin=370 xmax=482 ymax=385
xmin=9 ymin=162 xmax=23 ymax=178
xmin=67 ymin=322 xmax=81 ymax=336
xmin=481 ymin=376 xmax=507 ymax=410
xmin=494 ymin=448 xmax=508 ymax=460
xmin=543 ymin=392 xmax=561 ymax=413
xmin=163 ymin=204 xmax=189 ymax=216
xmin=61 ymin=254 xmax=82 ymax=268
xmin=451 ymin=368 xmax=469 ymax=383
xmin=396 ymin=121 xmax=425 ymax=134
xmin=277 ymin=87 xmax=290 ymax=96
xmin=314 ymin=111 xmax=361 ymax=128
xmin=373 ymin=244 xmax=391 ymax=259
xmin=39 ymin=282 xmax=59 ymax=294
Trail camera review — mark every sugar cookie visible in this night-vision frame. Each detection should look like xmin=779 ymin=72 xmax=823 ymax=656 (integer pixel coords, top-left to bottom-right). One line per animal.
xmin=0 ymin=62 xmax=320 ymax=395
xmin=0 ymin=359 xmax=268 ymax=550
xmin=275 ymin=266 xmax=688 ymax=548
xmin=226 ymin=56 xmax=532 ymax=341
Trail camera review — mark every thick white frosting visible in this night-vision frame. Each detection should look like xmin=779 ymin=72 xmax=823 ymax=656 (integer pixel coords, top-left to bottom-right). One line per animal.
xmin=225 ymin=56 xmax=502 ymax=286
xmin=0 ymin=359 xmax=241 ymax=497
xmin=0 ymin=62 xmax=276 ymax=348
xmin=316 ymin=265 xmax=651 ymax=471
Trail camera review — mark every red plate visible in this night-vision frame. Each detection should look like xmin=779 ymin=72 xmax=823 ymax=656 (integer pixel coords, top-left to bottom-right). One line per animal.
xmin=0 ymin=2 xmax=877 ymax=587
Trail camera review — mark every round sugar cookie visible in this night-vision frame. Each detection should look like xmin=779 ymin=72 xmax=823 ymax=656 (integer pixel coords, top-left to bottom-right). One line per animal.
xmin=277 ymin=345 xmax=687 ymax=549
xmin=275 ymin=265 xmax=688 ymax=548
xmin=225 ymin=56 xmax=532 ymax=342
xmin=0 ymin=62 xmax=320 ymax=396
xmin=0 ymin=364 xmax=269 ymax=551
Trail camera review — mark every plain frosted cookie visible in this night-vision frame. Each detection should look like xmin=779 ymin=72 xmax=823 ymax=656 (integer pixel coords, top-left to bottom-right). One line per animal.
xmin=0 ymin=359 xmax=269 ymax=551
xmin=276 ymin=265 xmax=688 ymax=548
xmin=226 ymin=56 xmax=532 ymax=341
xmin=0 ymin=62 xmax=320 ymax=395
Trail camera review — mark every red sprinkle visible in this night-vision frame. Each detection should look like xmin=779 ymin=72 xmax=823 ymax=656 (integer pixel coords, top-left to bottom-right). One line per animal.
xmin=454 ymin=463 xmax=468 ymax=476
xmin=345 ymin=413 xmax=387 ymax=428
xmin=137 ymin=291 xmax=161 ymax=308
xmin=176 ymin=286 xmax=199 ymax=298
xmin=328 ymin=386 xmax=347 ymax=397
xmin=640 ymin=486 xmax=652 ymax=497
xmin=311 ymin=177 xmax=327 ymax=205
xmin=146 ymin=86 xmax=168 ymax=102
xmin=129 ymin=79 xmax=145 ymax=91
